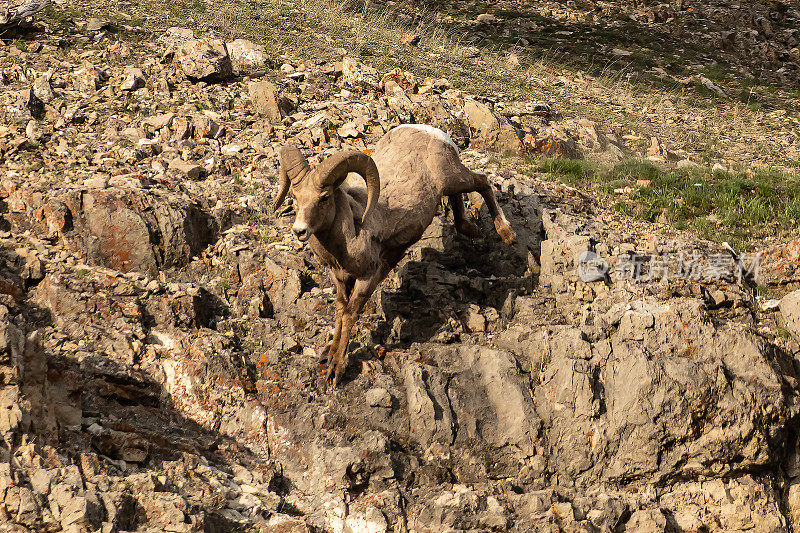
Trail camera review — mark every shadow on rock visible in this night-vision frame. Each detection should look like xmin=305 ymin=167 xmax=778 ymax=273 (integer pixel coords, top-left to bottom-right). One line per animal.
xmin=374 ymin=181 xmax=542 ymax=350
xmin=0 ymin=310 xmax=283 ymax=531
xmin=0 ymin=243 xmax=286 ymax=532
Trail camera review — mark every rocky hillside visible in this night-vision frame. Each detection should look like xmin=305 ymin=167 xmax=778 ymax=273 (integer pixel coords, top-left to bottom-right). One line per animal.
xmin=2 ymin=2 xmax=800 ymax=532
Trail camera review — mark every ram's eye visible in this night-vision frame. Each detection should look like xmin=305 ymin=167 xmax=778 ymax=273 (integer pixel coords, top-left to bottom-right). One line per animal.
xmin=319 ymin=192 xmax=331 ymax=201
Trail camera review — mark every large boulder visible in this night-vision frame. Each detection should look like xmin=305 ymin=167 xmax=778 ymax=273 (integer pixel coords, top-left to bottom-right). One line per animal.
xmin=227 ymin=38 xmax=271 ymax=69
xmin=780 ymin=288 xmax=800 ymax=339
xmin=464 ymin=100 xmax=524 ymax=154
xmin=5 ymin=185 xmax=217 ymax=274
xmin=175 ymin=38 xmax=233 ymax=82
xmin=531 ymin=298 xmax=797 ymax=487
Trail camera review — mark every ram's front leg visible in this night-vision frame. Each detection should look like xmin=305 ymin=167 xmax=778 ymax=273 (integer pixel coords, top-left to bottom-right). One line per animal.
xmin=320 ymin=274 xmax=348 ymax=364
xmin=326 ymin=268 xmax=388 ymax=386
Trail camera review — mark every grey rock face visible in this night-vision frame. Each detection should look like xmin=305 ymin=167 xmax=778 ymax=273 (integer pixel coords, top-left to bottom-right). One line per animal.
xmin=0 ymin=20 xmax=798 ymax=533
xmin=535 ymin=298 xmax=794 ymax=487
xmin=404 ymin=361 xmax=455 ymax=448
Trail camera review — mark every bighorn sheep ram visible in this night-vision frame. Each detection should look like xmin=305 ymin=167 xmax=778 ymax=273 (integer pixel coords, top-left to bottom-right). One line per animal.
xmin=273 ymin=124 xmax=516 ymax=385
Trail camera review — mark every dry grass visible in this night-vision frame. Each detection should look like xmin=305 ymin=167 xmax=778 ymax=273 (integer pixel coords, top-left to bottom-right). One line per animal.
xmin=86 ymin=0 xmax=800 ymax=170
xmin=29 ymin=0 xmax=800 ymax=249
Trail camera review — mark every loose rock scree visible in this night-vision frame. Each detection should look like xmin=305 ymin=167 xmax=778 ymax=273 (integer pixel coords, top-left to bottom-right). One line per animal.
xmin=273 ymin=124 xmax=517 ymax=384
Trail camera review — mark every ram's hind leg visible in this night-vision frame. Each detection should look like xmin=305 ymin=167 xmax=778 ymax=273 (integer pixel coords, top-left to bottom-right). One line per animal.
xmin=449 ymin=194 xmax=479 ymax=238
xmin=473 ymin=173 xmax=516 ymax=244
xmin=483 ymin=191 xmax=517 ymax=245
xmin=446 ymin=170 xmax=516 ymax=245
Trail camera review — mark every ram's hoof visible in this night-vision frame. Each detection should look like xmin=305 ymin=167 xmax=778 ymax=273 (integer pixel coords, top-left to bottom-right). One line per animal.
xmin=455 ymin=219 xmax=480 ymax=238
xmin=324 ymin=366 xmax=342 ymax=388
xmin=324 ymin=355 xmax=348 ymax=388
xmin=496 ymin=221 xmax=517 ymax=245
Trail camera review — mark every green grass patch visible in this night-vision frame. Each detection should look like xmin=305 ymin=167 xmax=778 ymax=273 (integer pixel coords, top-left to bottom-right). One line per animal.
xmin=532 ymin=157 xmax=800 ymax=250
xmin=43 ymin=5 xmax=85 ymax=28
xmin=701 ymin=64 xmax=729 ymax=82
xmin=532 ymin=157 xmax=595 ymax=184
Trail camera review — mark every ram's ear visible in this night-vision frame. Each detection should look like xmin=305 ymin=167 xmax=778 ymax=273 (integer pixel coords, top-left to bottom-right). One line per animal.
xmin=273 ymin=145 xmax=311 ymax=212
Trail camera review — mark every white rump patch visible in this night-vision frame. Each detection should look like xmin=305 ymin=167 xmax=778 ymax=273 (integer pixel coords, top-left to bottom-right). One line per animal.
xmin=395 ymin=124 xmax=459 ymax=152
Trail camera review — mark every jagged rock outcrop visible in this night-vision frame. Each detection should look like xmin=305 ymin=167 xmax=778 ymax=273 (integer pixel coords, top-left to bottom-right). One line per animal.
xmin=1 ymin=13 xmax=800 ymax=533
xmin=5 ymin=185 xmax=217 ymax=274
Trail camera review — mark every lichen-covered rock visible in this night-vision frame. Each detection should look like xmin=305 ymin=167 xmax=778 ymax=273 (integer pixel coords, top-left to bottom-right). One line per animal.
xmin=341 ymin=57 xmax=381 ymax=91
xmin=72 ymin=60 xmax=104 ymax=96
xmin=5 ymin=186 xmax=217 ymax=274
xmin=175 ymin=38 xmax=233 ymax=82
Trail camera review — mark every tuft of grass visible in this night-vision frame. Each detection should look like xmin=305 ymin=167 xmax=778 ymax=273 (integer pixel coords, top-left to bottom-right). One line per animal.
xmin=532 ymin=157 xmax=594 ymax=184
xmin=43 ymin=5 xmax=85 ymax=29
xmin=607 ymin=159 xmax=662 ymax=182
xmin=532 ymin=157 xmax=800 ymax=250
xmin=613 ymin=200 xmax=635 ymax=217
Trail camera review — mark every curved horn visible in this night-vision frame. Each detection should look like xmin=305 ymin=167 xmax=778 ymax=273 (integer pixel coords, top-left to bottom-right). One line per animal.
xmin=271 ymin=164 xmax=290 ymax=213
xmin=315 ymin=151 xmax=380 ymax=224
xmin=272 ymin=145 xmax=310 ymax=212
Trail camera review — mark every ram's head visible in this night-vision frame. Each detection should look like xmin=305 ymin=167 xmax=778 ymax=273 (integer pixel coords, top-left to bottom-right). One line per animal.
xmin=272 ymin=146 xmax=380 ymax=242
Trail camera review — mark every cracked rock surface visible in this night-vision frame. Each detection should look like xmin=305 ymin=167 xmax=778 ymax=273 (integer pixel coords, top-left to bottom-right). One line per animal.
xmin=1 ymin=10 xmax=800 ymax=533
